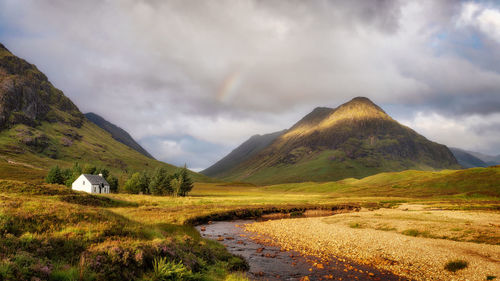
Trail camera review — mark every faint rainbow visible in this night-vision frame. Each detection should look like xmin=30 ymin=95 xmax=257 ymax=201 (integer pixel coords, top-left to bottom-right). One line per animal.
xmin=216 ymin=69 xmax=244 ymax=102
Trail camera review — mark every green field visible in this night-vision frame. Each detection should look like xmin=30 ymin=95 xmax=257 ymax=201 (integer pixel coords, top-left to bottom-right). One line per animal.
xmin=0 ymin=166 xmax=499 ymax=280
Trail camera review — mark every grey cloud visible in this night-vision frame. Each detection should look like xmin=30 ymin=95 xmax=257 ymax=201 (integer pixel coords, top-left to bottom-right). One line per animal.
xmin=0 ymin=0 xmax=499 ymax=167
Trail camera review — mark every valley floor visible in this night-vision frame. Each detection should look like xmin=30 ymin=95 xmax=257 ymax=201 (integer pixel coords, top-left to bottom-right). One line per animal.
xmin=244 ymin=204 xmax=500 ymax=281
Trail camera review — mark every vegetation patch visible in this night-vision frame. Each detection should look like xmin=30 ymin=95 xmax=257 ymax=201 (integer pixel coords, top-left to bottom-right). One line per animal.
xmin=444 ymin=260 xmax=468 ymax=272
xmin=59 ymin=193 xmax=137 ymax=207
xmin=0 ymin=180 xmax=72 ymax=195
xmin=185 ymin=204 xmax=359 ymax=225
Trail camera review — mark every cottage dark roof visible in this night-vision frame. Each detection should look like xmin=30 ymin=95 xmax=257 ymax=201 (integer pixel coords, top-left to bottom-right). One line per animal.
xmin=83 ymin=174 xmax=110 ymax=186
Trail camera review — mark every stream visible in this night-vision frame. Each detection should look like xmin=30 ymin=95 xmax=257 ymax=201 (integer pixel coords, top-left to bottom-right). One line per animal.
xmin=196 ymin=219 xmax=408 ymax=281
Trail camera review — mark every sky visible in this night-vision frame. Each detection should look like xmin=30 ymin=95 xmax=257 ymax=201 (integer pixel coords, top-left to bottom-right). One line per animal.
xmin=1 ymin=0 xmax=500 ymax=170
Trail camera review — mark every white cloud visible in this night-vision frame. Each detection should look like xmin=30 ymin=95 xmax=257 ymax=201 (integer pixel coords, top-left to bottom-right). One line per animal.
xmin=458 ymin=2 xmax=500 ymax=43
xmin=401 ymin=112 xmax=500 ymax=155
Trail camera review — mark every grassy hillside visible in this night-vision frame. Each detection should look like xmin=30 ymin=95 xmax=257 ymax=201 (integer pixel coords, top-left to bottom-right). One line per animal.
xmin=0 ymin=120 xmax=211 ymax=182
xmin=0 ymin=181 xmax=248 ymax=281
xmin=207 ymin=97 xmax=460 ymax=184
xmin=265 ymin=166 xmax=500 ymax=198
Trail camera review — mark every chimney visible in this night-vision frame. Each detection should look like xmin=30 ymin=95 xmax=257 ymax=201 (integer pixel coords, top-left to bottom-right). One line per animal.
xmin=99 ymin=173 xmax=103 ymax=177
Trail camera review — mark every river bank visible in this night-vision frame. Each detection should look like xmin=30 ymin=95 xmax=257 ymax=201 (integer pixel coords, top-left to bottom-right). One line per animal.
xmin=244 ymin=205 xmax=500 ymax=281
xmin=197 ymin=220 xmax=407 ymax=280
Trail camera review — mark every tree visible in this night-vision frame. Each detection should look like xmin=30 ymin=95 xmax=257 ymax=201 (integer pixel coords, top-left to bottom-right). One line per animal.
xmin=64 ymin=162 xmax=82 ymax=187
xmin=45 ymin=166 xmax=64 ymax=184
xmin=107 ymin=175 xmax=119 ymax=193
xmin=179 ymin=165 xmax=193 ymax=196
xmin=170 ymin=175 xmax=183 ymax=197
xmin=149 ymin=167 xmax=172 ymax=196
xmin=83 ymin=164 xmax=96 ymax=174
xmin=97 ymin=168 xmax=109 ymax=178
xmin=137 ymin=171 xmax=150 ymax=194
xmin=124 ymin=172 xmax=142 ymax=194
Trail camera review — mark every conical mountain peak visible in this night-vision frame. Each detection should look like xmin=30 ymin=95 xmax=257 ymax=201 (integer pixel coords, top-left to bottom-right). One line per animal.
xmin=325 ymin=96 xmax=391 ymax=123
xmin=285 ymin=97 xmax=391 ymax=138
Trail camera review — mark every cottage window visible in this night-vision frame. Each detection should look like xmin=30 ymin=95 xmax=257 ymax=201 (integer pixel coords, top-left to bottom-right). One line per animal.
xmin=83 ymin=181 xmax=85 ymax=185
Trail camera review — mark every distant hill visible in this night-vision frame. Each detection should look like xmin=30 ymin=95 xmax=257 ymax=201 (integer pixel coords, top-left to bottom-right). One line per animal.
xmin=85 ymin=112 xmax=154 ymax=159
xmin=468 ymin=151 xmax=500 ymax=167
xmin=202 ymin=130 xmax=285 ymax=176
xmin=202 ymin=97 xmax=460 ymax=184
xmin=449 ymin=147 xmax=489 ymax=168
xmin=265 ymin=166 xmax=500 ymax=198
xmin=0 ymin=43 xmax=210 ymax=182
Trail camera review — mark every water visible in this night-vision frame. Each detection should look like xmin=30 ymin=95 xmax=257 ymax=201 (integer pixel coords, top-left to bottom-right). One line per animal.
xmin=196 ymin=219 xmax=408 ymax=281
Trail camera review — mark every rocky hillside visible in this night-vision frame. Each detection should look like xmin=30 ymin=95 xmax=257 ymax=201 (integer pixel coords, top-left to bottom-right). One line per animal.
xmin=203 ymin=97 xmax=460 ymax=184
xmin=0 ymin=43 xmax=209 ymax=182
xmin=85 ymin=112 xmax=154 ymax=159
xmin=0 ymin=44 xmax=83 ymax=129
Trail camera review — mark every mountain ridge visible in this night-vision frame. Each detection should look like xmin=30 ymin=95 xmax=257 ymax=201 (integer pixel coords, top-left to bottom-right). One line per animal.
xmin=85 ymin=112 xmax=154 ymax=159
xmin=202 ymin=97 xmax=460 ymax=184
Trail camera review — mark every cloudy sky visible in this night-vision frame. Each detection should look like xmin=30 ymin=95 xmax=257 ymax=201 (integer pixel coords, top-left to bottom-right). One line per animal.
xmin=1 ymin=0 xmax=500 ymax=170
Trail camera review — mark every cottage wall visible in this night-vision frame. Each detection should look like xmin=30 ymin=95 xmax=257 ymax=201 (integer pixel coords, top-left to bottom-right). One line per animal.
xmin=72 ymin=175 xmax=111 ymax=194
xmin=71 ymin=175 xmax=92 ymax=193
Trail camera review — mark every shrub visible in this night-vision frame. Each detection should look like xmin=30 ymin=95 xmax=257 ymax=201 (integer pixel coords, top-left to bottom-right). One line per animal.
xmin=402 ymin=229 xmax=420 ymax=237
xmin=227 ymin=256 xmax=249 ymax=271
xmin=152 ymin=258 xmax=192 ymax=281
xmin=349 ymin=222 xmax=361 ymax=228
xmin=444 ymin=260 xmax=468 ymax=272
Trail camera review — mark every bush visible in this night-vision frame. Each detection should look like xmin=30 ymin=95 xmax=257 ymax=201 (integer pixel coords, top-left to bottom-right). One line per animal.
xmin=152 ymin=258 xmax=192 ymax=281
xmin=444 ymin=260 xmax=468 ymax=272
xmin=227 ymin=256 xmax=249 ymax=271
xmin=349 ymin=222 xmax=361 ymax=228
xmin=402 ymin=229 xmax=420 ymax=237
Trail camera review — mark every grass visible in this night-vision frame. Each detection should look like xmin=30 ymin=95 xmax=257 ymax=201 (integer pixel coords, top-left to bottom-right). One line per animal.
xmin=444 ymin=260 xmax=468 ymax=272
xmin=0 ymin=165 xmax=498 ymax=280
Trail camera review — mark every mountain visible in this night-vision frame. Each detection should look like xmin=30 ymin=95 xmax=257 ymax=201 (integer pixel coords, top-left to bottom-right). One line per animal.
xmin=0 ymin=43 xmax=209 ymax=182
xmin=449 ymin=147 xmax=489 ymax=168
xmin=85 ymin=112 xmax=154 ymax=159
xmin=202 ymin=97 xmax=460 ymax=184
xmin=202 ymin=130 xmax=286 ymax=176
xmin=468 ymin=151 xmax=500 ymax=167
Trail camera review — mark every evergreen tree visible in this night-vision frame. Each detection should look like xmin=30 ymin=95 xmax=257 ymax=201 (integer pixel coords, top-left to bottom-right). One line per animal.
xmin=179 ymin=165 xmax=193 ymax=196
xmin=97 ymin=168 xmax=109 ymax=178
xmin=107 ymin=175 xmax=119 ymax=193
xmin=124 ymin=172 xmax=141 ymax=194
xmin=138 ymin=171 xmax=150 ymax=194
xmin=83 ymin=164 xmax=96 ymax=174
xmin=149 ymin=167 xmax=172 ymax=195
xmin=170 ymin=174 xmax=183 ymax=197
xmin=65 ymin=162 xmax=83 ymax=187
xmin=45 ymin=166 xmax=64 ymax=184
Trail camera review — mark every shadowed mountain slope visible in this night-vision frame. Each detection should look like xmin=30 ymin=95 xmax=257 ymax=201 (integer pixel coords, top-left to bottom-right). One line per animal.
xmin=202 ymin=130 xmax=286 ymax=177
xmin=449 ymin=147 xmax=489 ymax=168
xmin=85 ymin=112 xmax=154 ymax=159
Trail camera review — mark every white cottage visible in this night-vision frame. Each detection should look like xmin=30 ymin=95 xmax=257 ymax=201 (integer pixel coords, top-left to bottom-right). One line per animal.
xmin=72 ymin=174 xmax=110 ymax=194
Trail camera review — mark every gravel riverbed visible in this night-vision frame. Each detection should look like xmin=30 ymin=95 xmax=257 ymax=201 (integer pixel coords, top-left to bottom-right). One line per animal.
xmin=244 ymin=209 xmax=500 ymax=281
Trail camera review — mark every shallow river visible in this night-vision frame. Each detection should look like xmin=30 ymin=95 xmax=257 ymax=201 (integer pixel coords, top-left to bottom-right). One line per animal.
xmin=196 ymin=219 xmax=408 ymax=281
